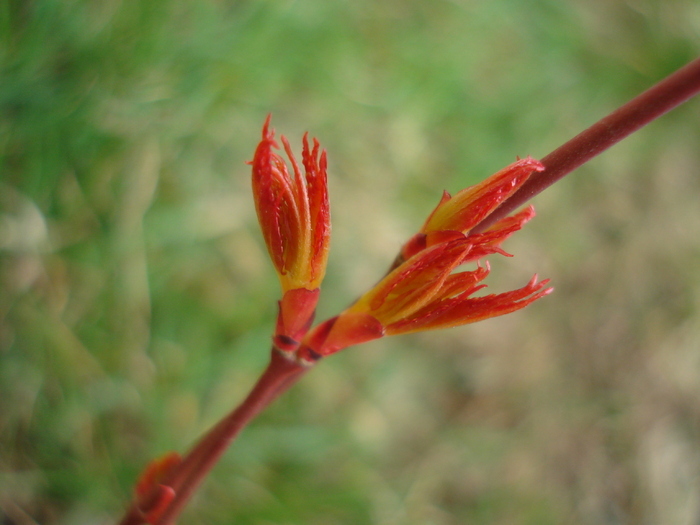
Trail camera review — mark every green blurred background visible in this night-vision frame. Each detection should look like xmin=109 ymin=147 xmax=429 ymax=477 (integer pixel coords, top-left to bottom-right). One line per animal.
xmin=2 ymin=1 xmax=700 ymax=523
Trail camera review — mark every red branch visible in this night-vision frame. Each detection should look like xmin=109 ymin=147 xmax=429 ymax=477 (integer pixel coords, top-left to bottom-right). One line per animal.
xmin=118 ymin=350 xmax=309 ymax=525
xmin=472 ymin=56 xmax=700 ymax=233
xmin=117 ymin=55 xmax=700 ymax=525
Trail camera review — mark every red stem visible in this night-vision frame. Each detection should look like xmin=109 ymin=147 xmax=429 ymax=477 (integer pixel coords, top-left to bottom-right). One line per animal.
xmin=158 ymin=350 xmax=307 ymax=524
xmin=118 ymin=349 xmax=309 ymax=525
xmin=472 ymin=56 xmax=700 ymax=233
xmin=119 ymin=55 xmax=700 ymax=525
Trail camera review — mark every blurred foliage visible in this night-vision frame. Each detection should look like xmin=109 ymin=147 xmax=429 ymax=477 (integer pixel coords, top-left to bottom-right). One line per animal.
xmin=1 ymin=0 xmax=700 ymax=524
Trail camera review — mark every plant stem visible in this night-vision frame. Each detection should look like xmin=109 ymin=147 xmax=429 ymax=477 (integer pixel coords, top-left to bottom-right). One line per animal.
xmin=471 ymin=56 xmax=700 ymax=233
xmin=119 ymin=55 xmax=700 ymax=525
xmin=118 ymin=349 xmax=309 ymax=525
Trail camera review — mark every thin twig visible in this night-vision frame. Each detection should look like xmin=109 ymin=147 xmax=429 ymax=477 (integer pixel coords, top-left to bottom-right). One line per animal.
xmin=117 ymin=55 xmax=700 ymax=525
xmin=472 ymin=56 xmax=700 ymax=233
xmin=118 ymin=350 xmax=309 ymax=525
xmin=156 ymin=350 xmax=308 ymax=525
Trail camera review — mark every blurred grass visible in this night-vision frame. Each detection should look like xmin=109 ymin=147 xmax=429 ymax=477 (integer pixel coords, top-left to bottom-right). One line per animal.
xmin=1 ymin=0 xmax=700 ymax=524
